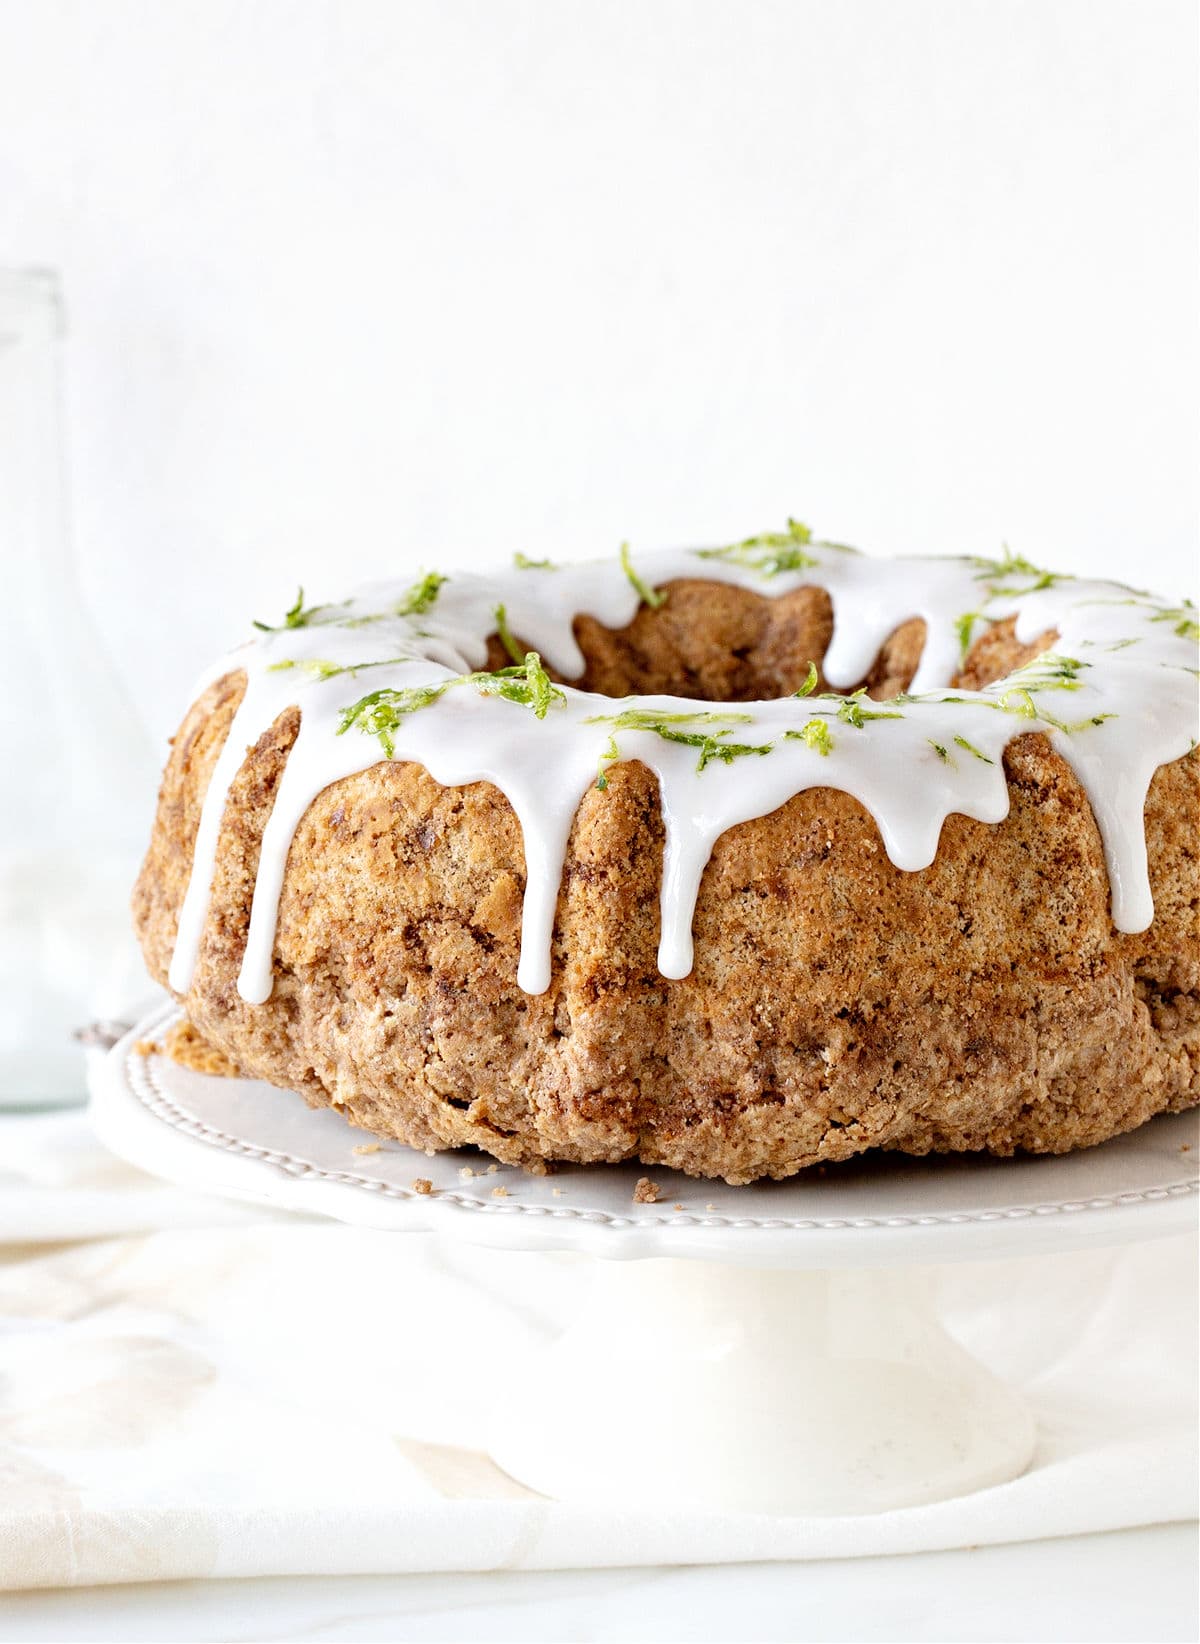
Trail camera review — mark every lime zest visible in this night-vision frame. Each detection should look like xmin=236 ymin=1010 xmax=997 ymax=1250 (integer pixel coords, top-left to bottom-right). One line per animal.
xmin=476 ymin=652 xmax=564 ymax=719
xmin=793 ymin=661 xmax=819 ymax=698
xmin=397 ymin=571 xmax=447 ymax=617
xmin=338 ymin=652 xmax=564 ymax=757
xmin=493 ymin=603 xmax=525 ymax=665
xmin=585 ymin=707 xmax=770 ymax=783
xmin=253 ymin=587 xmax=347 ymax=633
xmin=695 ymin=518 xmax=818 ymax=576
xmin=971 ymin=545 xmax=1063 ymax=598
xmin=955 ymin=610 xmax=986 ymax=660
xmin=834 ymin=690 xmax=904 ymax=729
xmin=784 ymin=719 xmax=834 ymax=756
xmin=620 ymin=541 xmax=667 ymax=609
xmin=1149 ymin=602 xmax=1200 ymax=643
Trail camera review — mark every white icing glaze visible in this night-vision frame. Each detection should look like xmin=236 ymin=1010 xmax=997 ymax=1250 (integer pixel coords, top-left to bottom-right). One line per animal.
xmin=166 ymin=539 xmax=1199 ymax=1002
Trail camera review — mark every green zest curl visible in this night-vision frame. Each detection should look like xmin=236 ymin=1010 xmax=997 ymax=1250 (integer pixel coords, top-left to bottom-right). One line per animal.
xmin=253 ymin=587 xmax=345 ymax=633
xmin=955 ymin=610 xmax=987 ymax=660
xmin=793 ymin=661 xmax=819 ymax=697
xmin=338 ymin=653 xmax=564 ymax=757
xmin=344 ymin=571 xmax=449 ymax=628
xmin=833 ymin=689 xmax=903 ymax=729
xmin=476 ymin=652 xmax=564 ymax=719
xmin=1025 ymin=654 xmax=1089 ymax=686
xmin=988 ymin=654 xmax=1117 ymax=734
xmin=970 ymin=546 xmax=1062 ymax=598
xmin=1150 ymin=602 xmax=1200 ymax=643
xmin=790 ymin=679 xmax=901 ymax=728
xmin=929 ymin=735 xmax=994 ymax=766
xmin=620 ymin=541 xmax=667 ymax=609
xmin=493 ymin=603 xmax=525 ymax=664
xmin=268 ymin=655 xmax=410 ymax=682
xmin=995 ymin=653 xmax=1089 ymax=724
xmin=585 ymin=708 xmax=771 ymax=787
xmin=336 ymin=682 xmax=452 ymax=755
xmin=696 ymin=518 xmax=818 ymax=576
xmin=785 ymin=719 xmax=834 ymax=756
xmin=269 ymin=657 xmax=342 ymax=680
xmin=513 ymin=552 xmax=558 ymax=571
xmin=396 ymin=571 xmax=447 ymax=617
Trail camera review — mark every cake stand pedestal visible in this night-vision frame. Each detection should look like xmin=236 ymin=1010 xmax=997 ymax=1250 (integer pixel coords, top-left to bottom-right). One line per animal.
xmin=488 ymin=1259 xmax=1036 ymax=1515
xmin=90 ymin=1002 xmax=1198 ymax=1518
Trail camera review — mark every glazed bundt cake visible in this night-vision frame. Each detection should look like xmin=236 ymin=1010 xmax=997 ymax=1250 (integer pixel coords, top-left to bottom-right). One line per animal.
xmin=133 ymin=527 xmax=1199 ymax=1182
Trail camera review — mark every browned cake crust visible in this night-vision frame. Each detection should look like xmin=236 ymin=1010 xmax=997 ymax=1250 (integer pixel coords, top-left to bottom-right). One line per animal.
xmin=133 ymin=581 xmax=1200 ymax=1182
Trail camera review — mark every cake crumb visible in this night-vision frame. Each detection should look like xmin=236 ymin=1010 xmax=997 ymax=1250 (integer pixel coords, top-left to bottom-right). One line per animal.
xmin=412 ymin=1177 xmax=433 ymax=1195
xmin=486 ymin=1164 xmax=499 ymax=1174
xmin=352 ymin=1143 xmax=381 ymax=1155
xmin=491 ymin=1185 xmax=509 ymax=1198
xmin=633 ymin=1177 xmax=660 ymax=1204
xmin=458 ymin=1165 xmax=476 ymax=1179
xmin=552 ymin=1187 xmax=564 ymax=1197
xmin=162 ymin=1016 xmax=241 ymax=1078
xmin=705 ymin=1203 xmax=716 ymax=1212
xmin=1182 ymin=1144 xmax=1191 ymax=1153
xmin=673 ymin=1203 xmax=684 ymax=1212
xmin=133 ymin=1039 xmax=159 ymax=1057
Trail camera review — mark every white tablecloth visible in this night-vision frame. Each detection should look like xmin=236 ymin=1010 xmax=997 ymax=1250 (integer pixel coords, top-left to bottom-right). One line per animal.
xmin=1 ymin=1111 xmax=1196 ymax=1590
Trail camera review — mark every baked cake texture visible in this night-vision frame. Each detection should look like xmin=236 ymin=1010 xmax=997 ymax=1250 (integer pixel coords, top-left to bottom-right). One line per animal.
xmin=133 ymin=532 xmax=1199 ymax=1182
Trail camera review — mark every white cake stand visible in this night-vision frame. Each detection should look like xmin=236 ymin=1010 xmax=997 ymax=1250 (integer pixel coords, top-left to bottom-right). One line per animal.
xmin=90 ymin=1001 xmax=1198 ymax=1518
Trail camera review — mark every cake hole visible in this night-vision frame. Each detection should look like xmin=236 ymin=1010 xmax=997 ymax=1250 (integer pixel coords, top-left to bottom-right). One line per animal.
xmin=576 ymin=582 xmax=858 ymax=702
xmin=489 ymin=581 xmax=927 ymax=704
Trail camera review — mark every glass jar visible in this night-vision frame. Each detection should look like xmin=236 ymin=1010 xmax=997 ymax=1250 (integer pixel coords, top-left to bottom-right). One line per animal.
xmin=0 ymin=269 xmax=157 ymax=1105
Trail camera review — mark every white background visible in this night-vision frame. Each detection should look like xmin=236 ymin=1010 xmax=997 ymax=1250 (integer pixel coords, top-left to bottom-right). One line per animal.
xmin=1 ymin=0 xmax=1196 ymax=745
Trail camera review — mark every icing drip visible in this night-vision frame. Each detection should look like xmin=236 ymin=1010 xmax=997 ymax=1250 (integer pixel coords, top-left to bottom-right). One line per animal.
xmin=166 ymin=541 xmax=1199 ymax=1002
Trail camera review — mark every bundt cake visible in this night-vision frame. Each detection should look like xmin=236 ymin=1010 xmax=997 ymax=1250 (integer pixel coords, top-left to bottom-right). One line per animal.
xmin=133 ymin=526 xmax=1200 ymax=1182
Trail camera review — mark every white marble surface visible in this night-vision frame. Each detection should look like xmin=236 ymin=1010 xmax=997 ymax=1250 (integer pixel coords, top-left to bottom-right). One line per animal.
xmin=1 ymin=1524 xmax=1195 ymax=1642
